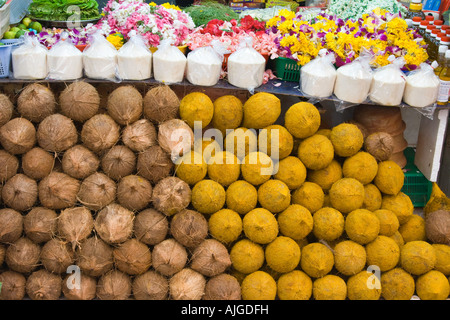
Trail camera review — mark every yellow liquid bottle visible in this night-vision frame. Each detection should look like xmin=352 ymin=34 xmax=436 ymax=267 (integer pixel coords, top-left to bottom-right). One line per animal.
xmin=437 ymin=50 xmax=450 ymax=106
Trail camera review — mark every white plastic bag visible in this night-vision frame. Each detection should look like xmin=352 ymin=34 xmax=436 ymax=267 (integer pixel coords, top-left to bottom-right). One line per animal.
xmin=153 ymin=39 xmax=187 ymax=84
xmin=403 ymin=62 xmax=440 ymax=108
xmin=300 ymin=49 xmax=337 ymax=99
xmin=227 ymin=37 xmax=266 ymax=91
xmin=11 ymin=33 xmax=48 ymax=80
xmin=82 ymin=31 xmax=118 ymax=80
xmin=118 ymin=31 xmax=152 ymax=80
xmin=186 ymin=40 xmax=228 ymax=86
xmin=47 ymin=31 xmax=83 ymax=80
xmin=369 ymin=56 xmax=406 ymax=106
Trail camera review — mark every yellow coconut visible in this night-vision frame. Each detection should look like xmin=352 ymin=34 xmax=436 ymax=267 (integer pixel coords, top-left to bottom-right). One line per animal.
xmin=374 ymin=160 xmax=405 ymax=195
xmin=400 ymin=240 xmax=436 ymax=275
xmin=193 ymin=138 xmax=222 ymax=163
xmin=300 ymin=243 xmax=334 ymax=278
xmin=399 ymin=214 xmax=426 ymax=243
xmin=432 ymin=244 xmax=450 ymax=276
xmin=207 ymin=150 xmax=241 ymax=187
xmin=333 ymin=240 xmax=367 ymax=276
xmin=179 ymin=92 xmax=214 ymax=129
xmin=226 ymin=180 xmax=258 ymax=215
xmin=208 ymin=209 xmax=243 ymax=244
xmin=230 ymin=239 xmax=265 ymax=274
xmin=284 ymin=102 xmax=321 ymax=139
xmin=345 ymin=209 xmax=380 ymax=245
xmin=242 ymin=92 xmax=281 ymax=129
xmin=362 ymin=184 xmax=382 ymax=211
xmin=347 ymin=271 xmax=381 ymax=301
xmin=277 ymin=270 xmax=312 ymax=300
xmin=329 ymin=123 xmax=364 ymax=158
xmin=241 ymin=271 xmax=277 ymax=300
xmin=273 ymin=156 xmax=307 ymax=190
xmin=175 ymin=151 xmax=207 ymax=185
xmin=313 ymin=275 xmax=347 ymax=300
xmin=265 ymin=236 xmax=301 ymax=273
xmin=297 ymin=134 xmax=334 ymax=171
xmin=212 ymin=95 xmax=243 ymax=134
xmin=243 ymin=208 xmax=278 ymax=245
xmin=312 ymin=207 xmax=345 ymax=241
xmin=258 ymin=125 xmax=294 ymax=160
xmin=191 ymin=179 xmax=226 ymax=214
xmin=307 ymin=159 xmax=343 ymax=192
xmin=342 ymin=151 xmax=378 ymax=185
xmin=374 ymin=209 xmax=400 ymax=237
xmin=224 ymin=127 xmax=258 ymax=160
xmin=277 ymin=204 xmax=313 ymax=241
xmin=381 ymin=192 xmax=414 ymax=225
xmin=380 ymin=267 xmax=415 ymax=300
xmin=416 ymin=270 xmax=450 ymax=300
xmin=257 ymin=179 xmax=291 ymax=213
xmin=241 ymin=152 xmax=274 ymax=186
xmin=292 ymin=182 xmax=324 ymax=214
xmin=365 ymin=235 xmax=400 ymax=272
xmin=329 ymin=178 xmax=365 ymax=214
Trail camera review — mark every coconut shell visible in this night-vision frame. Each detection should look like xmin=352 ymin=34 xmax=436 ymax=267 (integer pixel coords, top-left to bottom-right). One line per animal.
xmin=22 ymin=147 xmax=55 ymax=180
xmin=59 ymin=81 xmax=100 ymax=122
xmin=40 ymin=239 xmax=75 ymax=274
xmin=0 ymin=208 xmax=23 ymax=243
xmin=37 ymin=114 xmax=78 ymax=153
xmin=57 ymin=206 xmax=94 ymax=249
xmin=62 ymin=273 xmax=97 ymax=300
xmin=122 ymin=119 xmax=157 ymax=152
xmin=170 ymin=209 xmax=208 ymax=249
xmin=158 ymin=119 xmax=194 ymax=159
xmin=97 ymin=270 xmax=132 ymax=300
xmin=17 ymin=83 xmax=56 ymax=123
xmin=169 ymin=268 xmax=206 ymax=300
xmin=113 ymin=238 xmax=152 ymax=275
xmin=136 ymin=145 xmax=174 ymax=184
xmin=62 ymin=145 xmax=100 ymax=179
xmin=2 ymin=173 xmax=38 ymax=211
xmin=0 ymin=117 xmax=36 ymax=155
xmin=117 ymin=175 xmax=152 ymax=212
xmin=190 ymin=239 xmax=232 ymax=277
xmin=107 ymin=85 xmax=143 ymax=125
xmin=76 ymin=237 xmax=114 ymax=277
xmin=0 ymin=271 xmax=26 ymax=300
xmin=132 ymin=270 xmax=169 ymax=300
xmin=5 ymin=237 xmax=41 ymax=273
xmin=23 ymin=207 xmax=57 ymax=244
xmin=94 ymin=203 xmax=135 ymax=245
xmin=152 ymin=177 xmax=191 ymax=216
xmin=204 ymin=274 xmax=242 ymax=300
xmin=0 ymin=244 xmax=4 ymax=265
xmin=101 ymin=145 xmax=136 ymax=181
xmin=152 ymin=238 xmax=188 ymax=277
xmin=77 ymin=172 xmax=116 ymax=211
xmin=0 ymin=150 xmax=19 ymax=183
xmin=364 ymin=132 xmax=395 ymax=162
xmin=0 ymin=93 xmax=13 ymax=126
xmin=425 ymin=210 xmax=450 ymax=245
xmin=81 ymin=114 xmax=120 ymax=154
xmin=26 ymin=269 xmax=62 ymax=300
xmin=134 ymin=208 xmax=169 ymax=245
xmin=143 ymin=85 xmax=179 ymax=123
xmin=38 ymin=172 xmax=80 ymax=210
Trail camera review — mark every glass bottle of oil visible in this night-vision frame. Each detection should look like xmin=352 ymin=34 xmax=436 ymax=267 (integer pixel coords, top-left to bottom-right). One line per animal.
xmin=404 ymin=0 xmax=426 ymax=27
xmin=437 ymin=50 xmax=450 ymax=106
xmin=434 ymin=44 xmax=448 ymax=75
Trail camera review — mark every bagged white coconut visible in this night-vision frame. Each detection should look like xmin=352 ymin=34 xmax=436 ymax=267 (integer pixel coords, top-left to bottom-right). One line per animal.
xmin=334 ymin=51 xmax=374 ymax=104
xmin=369 ymin=56 xmax=406 ymax=106
xmin=300 ymin=49 xmax=337 ymax=98
xmin=153 ymin=39 xmax=187 ymax=84
xmin=47 ymin=31 xmax=83 ymax=80
xmin=227 ymin=37 xmax=266 ymax=91
xmin=12 ymin=34 xmax=48 ymax=80
xmin=83 ymin=31 xmax=118 ymax=80
xmin=118 ymin=31 xmax=152 ymax=80
xmin=403 ymin=62 xmax=440 ymax=108
xmin=186 ymin=40 xmax=228 ymax=86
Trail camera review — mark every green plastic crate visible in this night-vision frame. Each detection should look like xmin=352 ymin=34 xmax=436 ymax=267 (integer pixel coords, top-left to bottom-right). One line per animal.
xmin=274 ymin=57 xmax=301 ymax=82
xmin=401 ymin=148 xmax=432 ymax=207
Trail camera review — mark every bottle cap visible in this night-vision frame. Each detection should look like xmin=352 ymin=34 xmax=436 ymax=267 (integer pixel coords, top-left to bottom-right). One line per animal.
xmin=431 ymin=60 xmax=439 ymax=69
xmin=438 ymin=32 xmax=445 ymax=39
xmin=432 ymin=29 xmax=440 ymax=35
xmin=442 ymin=25 xmax=450 ymax=31
xmin=426 ymin=16 xmax=435 ymax=22
xmin=413 ymin=17 xmax=423 ymax=22
xmin=434 ymin=20 xmax=444 ymax=26
xmin=446 ymin=29 xmax=450 ymax=35
xmin=441 ymin=36 xmax=450 ymax=43
xmin=427 ymin=25 xmax=436 ymax=30
xmin=420 ymin=21 xmax=429 ymax=27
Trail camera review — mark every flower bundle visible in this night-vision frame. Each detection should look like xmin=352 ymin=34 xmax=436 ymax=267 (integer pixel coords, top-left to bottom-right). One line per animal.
xmin=32 ymin=27 xmax=92 ymax=48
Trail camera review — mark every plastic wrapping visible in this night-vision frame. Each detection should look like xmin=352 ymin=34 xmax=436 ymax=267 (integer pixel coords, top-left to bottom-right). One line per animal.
xmin=227 ymin=37 xmax=266 ymax=92
xmin=186 ymin=40 xmax=228 ymax=86
xmin=403 ymin=62 xmax=440 ymax=109
xmin=368 ymin=56 xmax=406 ymax=106
xmin=47 ymin=31 xmax=83 ymax=80
xmin=11 ymin=33 xmax=48 ymax=80
xmin=82 ymin=31 xmax=118 ymax=81
xmin=153 ymin=39 xmax=187 ymax=84
xmin=118 ymin=31 xmax=152 ymax=80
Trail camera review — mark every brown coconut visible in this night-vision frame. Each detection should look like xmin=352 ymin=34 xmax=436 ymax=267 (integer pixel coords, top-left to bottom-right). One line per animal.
xmin=0 ymin=244 xmax=4 ymax=265
xmin=113 ymin=238 xmax=152 ymax=275
xmin=0 ymin=93 xmax=13 ymax=126
xmin=158 ymin=119 xmax=194 ymax=159
xmin=0 ymin=271 xmax=27 ymax=300
xmin=101 ymin=145 xmax=136 ymax=181
xmin=37 ymin=114 xmax=78 ymax=153
xmin=0 ymin=150 xmax=19 ymax=183
xmin=143 ymin=85 xmax=180 ymax=123
xmin=5 ymin=237 xmax=41 ymax=273
xmin=0 ymin=117 xmax=36 ymax=155
xmin=152 ymin=238 xmax=188 ymax=276
xmin=94 ymin=203 xmax=135 ymax=245
xmin=38 ymin=172 xmax=80 ymax=210
xmin=77 ymin=172 xmax=116 ymax=211
xmin=107 ymin=85 xmax=143 ymax=125
xmin=136 ymin=145 xmax=174 ymax=184
xmin=23 ymin=207 xmax=57 ymax=244
xmin=169 ymin=268 xmax=206 ymax=300
xmin=62 ymin=273 xmax=97 ymax=300
xmin=81 ymin=114 xmax=120 ymax=154
xmin=204 ymin=274 xmax=242 ymax=300
xmin=22 ymin=147 xmax=55 ymax=180
xmin=0 ymin=208 xmax=23 ymax=243
xmin=40 ymin=238 xmax=75 ymax=274
xmin=26 ymin=269 xmax=62 ymax=300
xmin=134 ymin=208 xmax=169 ymax=245
xmin=152 ymin=177 xmax=191 ymax=216
xmin=76 ymin=237 xmax=114 ymax=277
xmin=17 ymin=83 xmax=56 ymax=123
xmin=122 ymin=119 xmax=157 ymax=152
xmin=62 ymin=145 xmax=100 ymax=179
xmin=2 ymin=173 xmax=38 ymax=211
xmin=117 ymin=175 xmax=152 ymax=211
xmin=57 ymin=206 xmax=94 ymax=249
xmin=59 ymin=81 xmax=100 ymax=122
xmin=96 ymin=270 xmax=132 ymax=300
xmin=170 ymin=209 xmax=208 ymax=248
xmin=132 ymin=270 xmax=169 ymax=300
xmin=190 ymin=239 xmax=232 ymax=277
xmin=425 ymin=210 xmax=450 ymax=245
xmin=364 ymin=132 xmax=395 ymax=161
